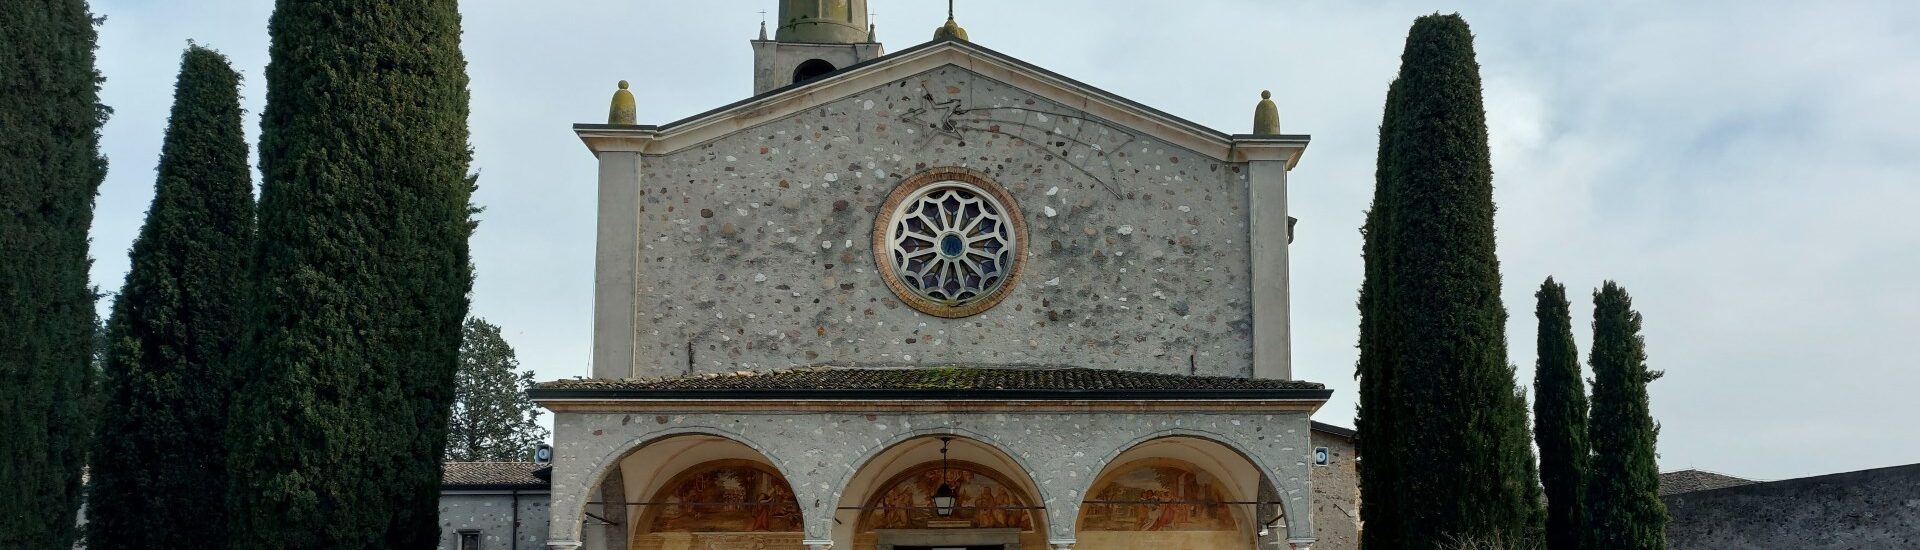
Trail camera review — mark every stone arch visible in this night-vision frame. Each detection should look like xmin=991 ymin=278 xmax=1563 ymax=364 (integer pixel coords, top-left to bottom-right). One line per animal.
xmin=577 ymin=426 xmax=798 ymax=505
xmin=827 ymin=427 xmax=1054 ymax=548
xmin=569 ymin=426 xmax=816 ymax=550
xmin=1079 ymin=429 xmax=1310 ymax=545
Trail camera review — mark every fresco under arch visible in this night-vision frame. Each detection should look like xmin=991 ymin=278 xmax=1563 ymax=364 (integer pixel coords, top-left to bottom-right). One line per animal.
xmin=1074 ymin=457 xmax=1251 ymax=549
xmin=857 ymin=460 xmax=1040 ymax=532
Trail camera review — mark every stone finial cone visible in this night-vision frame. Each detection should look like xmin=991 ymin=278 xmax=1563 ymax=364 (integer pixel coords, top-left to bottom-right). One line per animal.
xmin=934 ymin=17 xmax=969 ymax=41
xmin=609 ymin=80 xmax=637 ymax=125
xmin=1253 ymin=90 xmax=1280 ymax=135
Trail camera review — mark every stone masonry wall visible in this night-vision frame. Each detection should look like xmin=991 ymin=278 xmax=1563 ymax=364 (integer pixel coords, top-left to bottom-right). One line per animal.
xmin=545 ymin=409 xmax=1316 ymax=546
xmin=632 ymin=65 xmax=1255 ymax=378
xmin=1664 ymin=463 xmax=1920 ymax=549
xmin=438 ymin=491 xmax=551 ymax=550
xmin=1309 ymin=430 xmax=1360 ymax=550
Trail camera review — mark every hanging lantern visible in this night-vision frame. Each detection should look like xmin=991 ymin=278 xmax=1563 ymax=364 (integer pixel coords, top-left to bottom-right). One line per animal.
xmin=932 ymin=482 xmax=957 ymax=517
xmin=934 ymin=436 xmax=957 ymax=517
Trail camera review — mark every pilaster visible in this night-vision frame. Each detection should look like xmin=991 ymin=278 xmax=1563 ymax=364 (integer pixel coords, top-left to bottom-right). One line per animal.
xmin=1233 ymin=135 xmax=1308 ymax=380
xmin=590 ymin=147 xmax=643 ymax=379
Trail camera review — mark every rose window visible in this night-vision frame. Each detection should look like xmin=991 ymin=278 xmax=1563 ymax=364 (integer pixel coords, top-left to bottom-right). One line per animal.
xmin=873 ymin=169 xmax=1026 ymax=318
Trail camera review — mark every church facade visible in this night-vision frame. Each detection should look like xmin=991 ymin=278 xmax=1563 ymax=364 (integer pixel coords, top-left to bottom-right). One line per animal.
xmin=530 ymin=2 xmax=1327 ymax=549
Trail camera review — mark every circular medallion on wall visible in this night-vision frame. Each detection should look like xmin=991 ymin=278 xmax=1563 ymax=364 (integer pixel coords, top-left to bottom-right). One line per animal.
xmin=872 ymin=167 xmax=1028 ymax=318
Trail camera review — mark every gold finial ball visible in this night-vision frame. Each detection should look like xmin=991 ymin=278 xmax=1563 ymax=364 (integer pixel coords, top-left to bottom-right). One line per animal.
xmin=609 ymin=80 xmax=638 ymax=125
xmin=1262 ymin=90 xmax=1271 ymax=100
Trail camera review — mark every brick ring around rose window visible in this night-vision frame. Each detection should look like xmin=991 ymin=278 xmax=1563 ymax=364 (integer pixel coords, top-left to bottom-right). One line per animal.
xmin=872 ymin=167 xmax=1028 ymax=318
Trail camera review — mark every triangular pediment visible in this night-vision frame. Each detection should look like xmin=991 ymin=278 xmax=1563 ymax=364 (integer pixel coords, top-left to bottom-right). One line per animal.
xmin=577 ymin=39 xmax=1307 ymax=164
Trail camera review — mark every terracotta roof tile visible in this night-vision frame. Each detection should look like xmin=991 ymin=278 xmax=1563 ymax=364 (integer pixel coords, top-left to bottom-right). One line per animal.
xmin=442 ymin=462 xmax=549 ymax=488
xmin=535 ymin=365 xmax=1325 ymax=392
xmin=1660 ymin=469 xmax=1754 ymax=496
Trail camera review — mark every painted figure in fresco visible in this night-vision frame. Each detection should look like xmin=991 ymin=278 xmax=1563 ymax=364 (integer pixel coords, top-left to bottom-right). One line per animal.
xmin=862 ymin=463 xmax=1036 ymax=532
xmin=1085 ymin=461 xmax=1236 ymax=532
xmin=749 ymin=491 xmax=776 ymax=531
xmin=648 ymin=463 xmax=803 ymax=533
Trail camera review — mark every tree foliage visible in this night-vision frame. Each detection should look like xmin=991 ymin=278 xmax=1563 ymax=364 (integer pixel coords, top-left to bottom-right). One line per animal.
xmin=224 ymin=0 xmax=474 ymax=546
xmin=1532 ymin=278 xmax=1590 ymax=549
xmin=0 ymin=1 xmax=108 ymax=546
xmin=1358 ymin=13 xmax=1543 ymax=547
xmin=446 ymin=318 xmax=549 ymax=462
xmin=1355 ymin=32 xmax=1409 ymax=549
xmin=87 ymin=45 xmax=254 ymax=550
xmin=1586 ymin=282 xmax=1667 ymax=548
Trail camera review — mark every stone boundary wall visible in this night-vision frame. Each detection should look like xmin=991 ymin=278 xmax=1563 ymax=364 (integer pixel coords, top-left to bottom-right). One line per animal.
xmin=1664 ymin=463 xmax=1920 ymax=549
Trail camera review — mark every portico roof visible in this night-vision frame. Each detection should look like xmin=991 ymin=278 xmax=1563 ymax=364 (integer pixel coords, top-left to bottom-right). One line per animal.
xmin=530 ymin=365 xmax=1328 ymax=402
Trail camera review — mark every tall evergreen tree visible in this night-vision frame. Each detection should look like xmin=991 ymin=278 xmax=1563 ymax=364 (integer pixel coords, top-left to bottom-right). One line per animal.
xmin=1358 ymin=14 xmax=1543 ymax=547
xmin=1533 ymin=277 xmax=1590 ymax=549
xmin=1587 ymin=282 xmax=1667 ymax=548
xmin=1355 ymin=47 xmax=1410 ymax=549
xmin=87 ymin=45 xmax=254 ymax=550
xmin=0 ymin=1 xmax=108 ymax=546
xmin=224 ymin=0 xmax=474 ymax=546
xmin=445 ymin=318 xmax=549 ymax=462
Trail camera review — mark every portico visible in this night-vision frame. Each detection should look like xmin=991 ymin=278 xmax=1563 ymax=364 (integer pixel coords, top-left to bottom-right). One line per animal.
xmin=531 ymin=367 xmax=1328 ymax=550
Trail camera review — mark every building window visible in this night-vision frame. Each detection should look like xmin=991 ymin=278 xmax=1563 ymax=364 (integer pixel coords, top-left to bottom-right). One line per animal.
xmin=873 ymin=168 xmax=1027 ymax=318
xmin=458 ymin=531 xmax=481 ymax=550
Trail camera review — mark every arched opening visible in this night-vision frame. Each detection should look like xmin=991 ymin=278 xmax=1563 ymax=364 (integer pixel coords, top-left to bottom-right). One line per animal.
xmin=586 ymin=434 xmax=806 ymax=550
xmin=834 ymin=434 xmax=1047 ymax=549
xmin=792 ymin=59 xmax=837 ymax=86
xmin=1077 ymin=437 xmax=1274 ymax=550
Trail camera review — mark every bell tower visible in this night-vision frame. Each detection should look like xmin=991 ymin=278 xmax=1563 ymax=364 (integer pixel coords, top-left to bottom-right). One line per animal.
xmin=752 ymin=0 xmax=883 ymax=94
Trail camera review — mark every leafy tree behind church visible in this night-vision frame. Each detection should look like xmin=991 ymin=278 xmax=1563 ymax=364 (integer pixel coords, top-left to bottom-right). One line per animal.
xmin=224 ymin=0 xmax=475 ymax=546
xmin=1357 ymin=13 xmax=1544 ymax=548
xmin=446 ymin=318 xmax=550 ymax=462
xmin=1533 ymin=277 xmax=1590 ymax=549
xmin=0 ymin=1 xmax=108 ymax=546
xmin=1587 ymin=282 xmax=1667 ymax=548
xmin=87 ymin=45 xmax=254 ymax=550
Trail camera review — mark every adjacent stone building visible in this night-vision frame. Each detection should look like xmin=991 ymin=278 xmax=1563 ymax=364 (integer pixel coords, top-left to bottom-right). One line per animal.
xmin=531 ymin=2 xmax=1327 ymax=549
xmin=439 ymin=462 xmax=553 ymax=550
xmin=1308 ymin=422 xmax=1359 ymax=549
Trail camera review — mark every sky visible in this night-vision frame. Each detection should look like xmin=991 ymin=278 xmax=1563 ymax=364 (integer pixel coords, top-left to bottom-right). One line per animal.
xmin=87 ymin=0 xmax=1920 ymax=482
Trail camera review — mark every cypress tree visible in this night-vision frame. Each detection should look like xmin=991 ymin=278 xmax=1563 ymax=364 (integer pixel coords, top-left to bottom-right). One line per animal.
xmin=87 ymin=45 xmax=253 ymax=550
xmin=224 ymin=0 xmax=474 ymax=547
xmin=1533 ymin=277 xmax=1590 ymax=549
xmin=1587 ymin=282 xmax=1667 ymax=548
xmin=1355 ymin=53 xmax=1410 ymax=549
xmin=1360 ymin=14 xmax=1543 ymax=546
xmin=0 ymin=1 xmax=108 ymax=546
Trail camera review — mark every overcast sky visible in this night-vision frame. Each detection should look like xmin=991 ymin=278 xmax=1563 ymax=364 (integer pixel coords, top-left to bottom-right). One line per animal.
xmin=88 ymin=0 xmax=1919 ymax=481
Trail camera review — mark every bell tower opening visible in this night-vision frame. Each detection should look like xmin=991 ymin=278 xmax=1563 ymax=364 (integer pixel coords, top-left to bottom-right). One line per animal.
xmin=751 ymin=0 xmax=882 ymax=94
xmin=792 ymin=58 xmax=837 ymax=85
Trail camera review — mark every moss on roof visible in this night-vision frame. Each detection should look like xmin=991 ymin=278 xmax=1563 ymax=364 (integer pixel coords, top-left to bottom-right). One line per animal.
xmin=536 ymin=365 xmax=1325 ymax=392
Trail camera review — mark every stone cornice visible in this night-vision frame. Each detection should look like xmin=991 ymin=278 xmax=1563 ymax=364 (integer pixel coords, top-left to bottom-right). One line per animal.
xmin=575 ymin=39 xmax=1311 ymax=164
